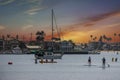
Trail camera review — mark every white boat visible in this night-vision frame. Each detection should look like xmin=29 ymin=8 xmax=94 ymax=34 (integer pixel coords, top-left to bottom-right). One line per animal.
xmin=35 ymin=51 xmax=63 ymax=59
xmin=12 ymin=46 xmax=22 ymax=54
xmin=88 ymin=50 xmax=100 ymax=54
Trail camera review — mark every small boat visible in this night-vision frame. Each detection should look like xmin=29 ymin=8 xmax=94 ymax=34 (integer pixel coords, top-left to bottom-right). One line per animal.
xmin=39 ymin=60 xmax=57 ymax=63
xmin=12 ymin=46 xmax=22 ymax=54
xmin=63 ymin=49 xmax=100 ymax=54
xmin=63 ymin=51 xmax=89 ymax=54
xmin=88 ymin=50 xmax=100 ymax=54
xmin=8 ymin=62 xmax=13 ymax=65
xmin=35 ymin=50 xmax=63 ymax=59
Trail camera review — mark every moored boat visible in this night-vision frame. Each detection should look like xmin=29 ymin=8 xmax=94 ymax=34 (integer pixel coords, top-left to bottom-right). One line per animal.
xmin=34 ymin=50 xmax=63 ymax=59
xmin=34 ymin=9 xmax=63 ymax=60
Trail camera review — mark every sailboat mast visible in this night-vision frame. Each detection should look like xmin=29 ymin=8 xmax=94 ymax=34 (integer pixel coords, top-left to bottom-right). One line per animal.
xmin=51 ymin=9 xmax=54 ymax=51
xmin=52 ymin=9 xmax=54 ymax=40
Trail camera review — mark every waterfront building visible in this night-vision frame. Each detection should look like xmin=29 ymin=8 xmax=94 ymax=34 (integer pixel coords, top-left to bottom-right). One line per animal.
xmin=0 ymin=38 xmax=29 ymax=54
xmin=60 ymin=40 xmax=74 ymax=52
xmin=0 ymin=39 xmax=4 ymax=51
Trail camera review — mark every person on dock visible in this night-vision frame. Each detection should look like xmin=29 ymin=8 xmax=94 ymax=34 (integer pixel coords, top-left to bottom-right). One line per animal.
xmin=88 ymin=56 xmax=91 ymax=66
xmin=116 ymin=52 xmax=119 ymax=55
xmin=40 ymin=58 xmax=44 ymax=64
xmin=115 ymin=58 xmax=118 ymax=62
xmin=107 ymin=64 xmax=110 ymax=67
xmin=46 ymin=59 xmax=48 ymax=63
xmin=112 ymin=57 xmax=114 ymax=62
xmin=35 ymin=59 xmax=37 ymax=64
xmin=102 ymin=57 xmax=106 ymax=68
xmin=51 ymin=58 xmax=54 ymax=63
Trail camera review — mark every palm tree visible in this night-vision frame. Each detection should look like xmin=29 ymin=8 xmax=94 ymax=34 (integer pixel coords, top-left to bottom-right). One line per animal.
xmin=6 ymin=34 xmax=10 ymax=40
xmin=7 ymin=34 xmax=10 ymax=38
xmin=36 ymin=31 xmax=46 ymax=49
xmin=36 ymin=31 xmax=45 ymax=42
xmin=118 ymin=34 xmax=120 ymax=42
xmin=103 ymin=35 xmax=107 ymax=42
xmin=114 ymin=33 xmax=117 ymax=42
xmin=94 ymin=37 xmax=97 ymax=42
xmin=16 ymin=34 xmax=19 ymax=40
xmin=90 ymin=35 xmax=93 ymax=42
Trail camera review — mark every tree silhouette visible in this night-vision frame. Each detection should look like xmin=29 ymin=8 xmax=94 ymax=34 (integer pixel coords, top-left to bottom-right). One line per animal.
xmin=93 ymin=37 xmax=97 ymax=41
xmin=6 ymin=34 xmax=10 ymax=40
xmin=103 ymin=35 xmax=107 ymax=42
xmin=16 ymin=34 xmax=19 ymax=40
xmin=36 ymin=31 xmax=45 ymax=42
xmin=114 ymin=33 xmax=117 ymax=42
xmin=90 ymin=35 xmax=93 ymax=41
xmin=36 ymin=31 xmax=46 ymax=49
xmin=118 ymin=34 xmax=120 ymax=42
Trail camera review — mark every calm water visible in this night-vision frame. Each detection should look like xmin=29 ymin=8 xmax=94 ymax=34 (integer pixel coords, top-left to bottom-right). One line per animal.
xmin=0 ymin=51 xmax=120 ymax=80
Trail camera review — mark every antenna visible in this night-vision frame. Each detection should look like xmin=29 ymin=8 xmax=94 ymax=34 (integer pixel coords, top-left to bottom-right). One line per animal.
xmin=30 ymin=33 xmax=32 ymax=41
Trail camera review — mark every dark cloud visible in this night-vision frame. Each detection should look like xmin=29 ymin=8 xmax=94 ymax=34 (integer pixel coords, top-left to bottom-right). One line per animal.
xmin=61 ymin=10 xmax=120 ymax=35
xmin=41 ymin=0 xmax=65 ymax=8
xmin=83 ymin=11 xmax=120 ymax=27
xmin=0 ymin=0 xmax=15 ymax=5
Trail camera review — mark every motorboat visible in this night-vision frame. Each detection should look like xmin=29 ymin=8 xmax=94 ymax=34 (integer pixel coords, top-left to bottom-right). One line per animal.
xmin=34 ymin=50 xmax=63 ymax=59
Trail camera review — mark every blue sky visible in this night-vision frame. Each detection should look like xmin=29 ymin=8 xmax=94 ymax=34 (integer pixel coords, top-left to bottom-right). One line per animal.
xmin=0 ymin=0 xmax=120 ymax=42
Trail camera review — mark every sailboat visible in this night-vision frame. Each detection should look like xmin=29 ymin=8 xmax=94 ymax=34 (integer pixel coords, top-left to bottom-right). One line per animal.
xmin=35 ymin=9 xmax=63 ymax=59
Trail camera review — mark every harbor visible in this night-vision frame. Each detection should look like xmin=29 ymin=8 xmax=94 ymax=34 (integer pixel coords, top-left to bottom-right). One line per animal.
xmin=0 ymin=51 xmax=120 ymax=80
xmin=0 ymin=0 xmax=120 ymax=80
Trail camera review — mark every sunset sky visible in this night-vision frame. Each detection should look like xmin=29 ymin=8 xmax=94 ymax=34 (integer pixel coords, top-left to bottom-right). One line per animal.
xmin=0 ymin=0 xmax=120 ymax=43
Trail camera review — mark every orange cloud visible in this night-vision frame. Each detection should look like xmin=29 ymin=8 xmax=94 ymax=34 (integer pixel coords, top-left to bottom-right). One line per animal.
xmin=60 ymin=11 xmax=120 ymax=33
xmin=55 ymin=11 xmax=120 ymax=43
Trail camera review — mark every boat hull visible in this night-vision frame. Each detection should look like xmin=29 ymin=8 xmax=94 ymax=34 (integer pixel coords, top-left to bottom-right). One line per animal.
xmin=63 ymin=51 xmax=100 ymax=54
xmin=35 ymin=52 xmax=63 ymax=59
xmin=63 ymin=51 xmax=89 ymax=54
